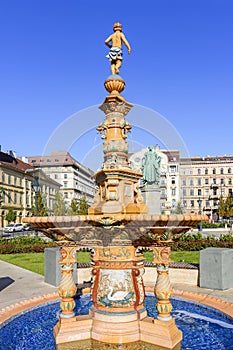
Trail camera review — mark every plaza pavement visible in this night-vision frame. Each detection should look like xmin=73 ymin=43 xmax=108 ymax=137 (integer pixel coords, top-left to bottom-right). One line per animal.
xmin=0 ymin=260 xmax=232 ymax=311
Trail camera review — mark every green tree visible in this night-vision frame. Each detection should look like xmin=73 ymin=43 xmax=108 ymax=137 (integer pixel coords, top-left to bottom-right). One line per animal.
xmin=224 ymin=193 xmax=233 ymax=218
xmin=68 ymin=198 xmax=79 ymax=215
xmin=32 ymin=191 xmax=48 ymax=216
xmin=53 ymin=191 xmax=67 ymax=216
xmin=219 ymin=196 xmax=225 ymax=218
xmin=78 ymin=196 xmax=88 ymax=215
xmin=175 ymin=201 xmax=183 ymax=214
xmin=5 ymin=208 xmax=16 ymax=222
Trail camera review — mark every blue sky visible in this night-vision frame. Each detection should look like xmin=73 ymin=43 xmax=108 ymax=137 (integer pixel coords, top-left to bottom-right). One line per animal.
xmin=1 ymin=0 xmax=232 ymax=170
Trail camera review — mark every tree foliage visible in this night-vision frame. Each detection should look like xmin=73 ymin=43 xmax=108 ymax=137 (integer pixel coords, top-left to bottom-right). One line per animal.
xmin=68 ymin=198 xmax=79 ymax=215
xmin=219 ymin=193 xmax=233 ymax=218
xmin=32 ymin=191 xmax=48 ymax=216
xmin=175 ymin=201 xmax=183 ymax=214
xmin=5 ymin=208 xmax=16 ymax=222
xmin=78 ymin=196 xmax=88 ymax=215
xmin=53 ymin=191 xmax=67 ymax=216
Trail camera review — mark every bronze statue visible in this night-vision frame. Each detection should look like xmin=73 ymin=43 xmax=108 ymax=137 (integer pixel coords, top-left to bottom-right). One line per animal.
xmin=141 ymin=146 xmax=161 ymax=185
xmin=105 ymin=22 xmax=131 ymax=75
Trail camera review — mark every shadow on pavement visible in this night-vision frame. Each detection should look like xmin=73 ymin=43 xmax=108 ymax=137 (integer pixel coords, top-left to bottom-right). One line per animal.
xmin=0 ymin=277 xmax=14 ymax=291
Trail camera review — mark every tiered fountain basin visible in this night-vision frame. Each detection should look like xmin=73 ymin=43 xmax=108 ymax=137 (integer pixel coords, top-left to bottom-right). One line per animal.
xmin=23 ymin=214 xmax=206 ymax=244
xmin=21 ymin=213 xmax=207 ymax=349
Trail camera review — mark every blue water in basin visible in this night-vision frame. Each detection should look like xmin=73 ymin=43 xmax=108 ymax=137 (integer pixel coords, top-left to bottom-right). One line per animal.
xmin=0 ymin=294 xmax=232 ymax=350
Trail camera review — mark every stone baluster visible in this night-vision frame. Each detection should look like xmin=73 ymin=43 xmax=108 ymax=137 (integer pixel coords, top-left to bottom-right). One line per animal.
xmin=154 ymin=265 xmax=173 ymax=321
xmin=58 ymin=246 xmax=77 ymax=318
xmin=151 ymin=246 xmax=173 ymax=321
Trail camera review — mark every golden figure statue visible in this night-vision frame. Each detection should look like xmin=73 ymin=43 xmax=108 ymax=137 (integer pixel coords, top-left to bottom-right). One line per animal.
xmin=105 ymin=22 xmax=131 ymax=75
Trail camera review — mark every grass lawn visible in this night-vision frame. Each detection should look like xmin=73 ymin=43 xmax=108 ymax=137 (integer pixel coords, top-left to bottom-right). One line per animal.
xmin=0 ymin=253 xmax=44 ymax=275
xmin=0 ymin=251 xmax=200 ymax=276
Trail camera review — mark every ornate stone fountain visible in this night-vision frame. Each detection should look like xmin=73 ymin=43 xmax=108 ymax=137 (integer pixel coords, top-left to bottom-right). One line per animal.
xmin=24 ymin=23 xmax=205 ymax=349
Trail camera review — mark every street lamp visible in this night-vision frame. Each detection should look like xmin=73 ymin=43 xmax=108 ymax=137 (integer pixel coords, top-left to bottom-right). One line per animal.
xmin=197 ymin=197 xmax=202 ymax=231
xmin=32 ymin=176 xmax=41 ymax=216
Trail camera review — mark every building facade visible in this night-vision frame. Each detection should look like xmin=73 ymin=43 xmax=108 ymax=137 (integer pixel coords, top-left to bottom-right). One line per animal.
xmin=180 ymin=155 xmax=233 ymax=220
xmin=0 ymin=151 xmax=60 ymax=228
xmin=26 ymin=151 xmax=95 ymax=207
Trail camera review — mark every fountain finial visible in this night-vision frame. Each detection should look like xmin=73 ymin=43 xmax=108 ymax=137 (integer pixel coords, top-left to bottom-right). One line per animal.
xmin=105 ymin=22 xmax=131 ymax=75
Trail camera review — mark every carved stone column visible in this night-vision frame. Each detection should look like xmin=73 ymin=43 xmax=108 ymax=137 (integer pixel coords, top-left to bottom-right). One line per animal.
xmin=151 ymin=246 xmax=173 ymax=321
xmin=57 ymin=246 xmax=77 ymax=318
xmin=154 ymin=265 xmax=173 ymax=321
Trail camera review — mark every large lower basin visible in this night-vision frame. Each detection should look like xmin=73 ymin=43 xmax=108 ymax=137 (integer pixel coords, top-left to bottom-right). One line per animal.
xmin=23 ymin=214 xmax=206 ymax=244
xmin=0 ymin=294 xmax=232 ymax=350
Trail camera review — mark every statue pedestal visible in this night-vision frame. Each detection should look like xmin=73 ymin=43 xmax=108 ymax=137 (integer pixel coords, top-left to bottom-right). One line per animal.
xmin=141 ymin=184 xmax=161 ymax=214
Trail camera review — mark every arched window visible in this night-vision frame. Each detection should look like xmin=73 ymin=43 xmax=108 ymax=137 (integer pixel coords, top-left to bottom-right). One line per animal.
xmin=220 ymin=168 xmax=224 ymax=174
xmin=213 ymin=168 xmax=216 ymax=174
xmin=228 ymin=168 xmax=232 ymax=174
xmin=197 ymin=169 xmax=201 ymax=175
xmin=205 ymin=168 xmax=208 ymax=174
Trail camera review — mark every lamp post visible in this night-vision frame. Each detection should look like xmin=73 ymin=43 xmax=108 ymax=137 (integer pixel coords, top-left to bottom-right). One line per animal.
xmin=198 ymin=197 xmax=202 ymax=231
xmin=32 ymin=176 xmax=41 ymax=216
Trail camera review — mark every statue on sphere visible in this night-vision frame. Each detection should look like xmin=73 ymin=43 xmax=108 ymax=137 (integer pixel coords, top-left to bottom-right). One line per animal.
xmin=105 ymin=22 xmax=131 ymax=75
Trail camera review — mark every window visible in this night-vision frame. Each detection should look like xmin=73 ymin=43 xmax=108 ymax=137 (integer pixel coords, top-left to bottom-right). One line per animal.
xmin=205 ymin=168 xmax=208 ymax=175
xmin=213 ymin=178 xmax=217 ymax=184
xmin=190 ymin=200 xmax=194 ymax=207
xmin=8 ymin=191 xmax=12 ymax=203
xmin=161 ymin=202 xmax=165 ymax=207
xmin=205 ymin=189 xmax=209 ymax=196
xmin=14 ymin=176 xmax=17 ymax=186
xmin=31 ymin=159 xmax=37 ymax=163
xmin=63 ymin=181 xmax=68 ymax=188
xmin=213 ymin=168 xmax=216 ymax=174
xmin=2 ymin=173 xmax=5 ymax=182
xmin=190 ymin=189 xmax=194 ymax=196
xmin=172 ymin=199 xmax=176 ymax=207
xmin=183 ymin=189 xmax=186 ymax=196
xmin=197 ymin=169 xmax=201 ymax=175
xmin=64 ymin=174 xmax=68 ymax=179
xmin=220 ymin=178 xmax=224 ymax=185
xmin=190 ymin=169 xmax=193 ymax=175
xmin=182 ymin=170 xmax=186 ymax=175
xmin=171 ymin=188 xmax=176 ymax=196
xmin=14 ymin=192 xmax=17 ymax=203
xmin=228 ymin=168 xmax=232 ymax=174
xmin=182 ymin=179 xmax=186 ymax=186
xmin=205 ymin=178 xmax=209 ymax=185
xmin=198 ymin=189 xmax=202 ymax=196
xmin=205 ymin=201 xmax=210 ymax=208
xmin=55 ymin=159 xmax=59 ymax=162
xmin=8 ymin=175 xmax=11 ymax=185
xmin=197 ymin=178 xmax=201 ymax=186
xmin=171 ymin=178 xmax=175 ymax=185
xmin=54 ymin=174 xmax=58 ymax=179
xmin=220 ymin=168 xmax=224 ymax=174
xmin=229 ymin=178 xmax=232 ymax=185
xmin=190 ymin=179 xmax=194 ymax=186
xmin=183 ymin=200 xmax=187 ymax=207
xmin=170 ymin=166 xmax=176 ymax=173
xmin=64 ymin=192 xmax=68 ymax=198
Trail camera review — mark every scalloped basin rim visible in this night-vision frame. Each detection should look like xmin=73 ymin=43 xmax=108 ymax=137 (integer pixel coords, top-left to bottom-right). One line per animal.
xmin=23 ymin=214 xmax=207 ymax=227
